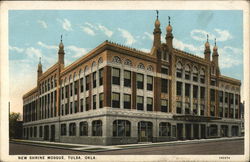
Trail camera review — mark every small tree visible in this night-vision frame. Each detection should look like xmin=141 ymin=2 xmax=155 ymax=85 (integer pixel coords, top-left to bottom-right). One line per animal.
xmin=9 ymin=112 xmax=21 ymax=139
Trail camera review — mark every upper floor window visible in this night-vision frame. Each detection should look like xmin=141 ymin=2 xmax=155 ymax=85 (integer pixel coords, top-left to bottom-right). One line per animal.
xmin=136 ymin=96 xmax=144 ymax=110
xmin=93 ymin=72 xmax=97 ymax=88
xmin=161 ymin=79 xmax=168 ymax=93
xmin=210 ymin=89 xmax=215 ymax=102
xmin=136 ymin=73 xmax=144 ymax=89
xmin=74 ymin=81 xmax=78 ymax=95
xmin=219 ymin=91 xmax=223 ymax=102
xmin=99 ymin=93 xmax=104 ymax=108
xmin=210 ymin=105 xmax=215 ymax=116
xmin=193 ymin=85 xmax=198 ymax=98
xmin=193 ymin=67 xmax=198 ymax=82
xmin=124 ymin=70 xmax=131 ymax=87
xmin=176 ymin=82 xmax=182 ymax=96
xmin=147 ymin=97 xmax=153 ymax=111
xmin=93 ymin=95 xmax=96 ymax=109
xmin=85 ymin=75 xmax=90 ymax=91
xmin=176 ymin=62 xmax=182 ymax=78
xmin=80 ymin=78 xmax=84 ymax=92
xmin=147 ymin=76 xmax=153 ymax=91
xmin=161 ymin=67 xmax=168 ymax=75
xmin=210 ymin=79 xmax=216 ymax=86
xmin=200 ymin=87 xmax=205 ymax=99
xmin=124 ymin=59 xmax=132 ymax=66
xmin=123 ymin=94 xmax=131 ymax=109
xmin=137 ymin=63 xmax=145 ymax=70
xmin=112 ymin=56 xmax=121 ymax=64
xmin=185 ymin=83 xmax=190 ymax=97
xmin=147 ymin=65 xmax=153 ymax=72
xmin=112 ymin=68 xmax=120 ymax=85
xmin=200 ymin=69 xmax=205 ymax=83
xmin=99 ymin=68 xmax=103 ymax=86
xmin=112 ymin=92 xmax=120 ymax=108
xmin=184 ymin=65 xmax=190 ymax=80
xmin=161 ymin=99 xmax=168 ymax=112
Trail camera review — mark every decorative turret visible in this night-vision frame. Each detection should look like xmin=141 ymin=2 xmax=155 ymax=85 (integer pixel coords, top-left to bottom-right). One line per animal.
xmin=153 ymin=10 xmax=161 ymax=48
xmin=37 ymin=57 xmax=43 ymax=78
xmin=204 ymin=34 xmax=211 ymax=61
xmin=165 ymin=16 xmax=173 ymax=50
xmin=58 ymin=35 xmax=65 ymax=65
xmin=212 ymin=38 xmax=219 ymax=67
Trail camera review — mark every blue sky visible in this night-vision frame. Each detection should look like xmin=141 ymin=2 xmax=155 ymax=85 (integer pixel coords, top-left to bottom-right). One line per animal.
xmin=9 ymin=10 xmax=243 ymax=114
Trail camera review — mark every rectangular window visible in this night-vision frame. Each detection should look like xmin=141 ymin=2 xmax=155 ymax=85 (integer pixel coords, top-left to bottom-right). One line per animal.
xmin=93 ymin=95 xmax=96 ymax=109
xmin=124 ymin=70 xmax=131 ymax=87
xmin=65 ymin=103 xmax=68 ymax=115
xmin=85 ymin=75 xmax=90 ymax=91
xmin=185 ymin=73 xmax=190 ymax=80
xmin=176 ymin=101 xmax=182 ymax=114
xmin=70 ymin=102 xmax=73 ymax=114
xmin=193 ymin=74 xmax=198 ymax=82
xmin=176 ymin=82 xmax=182 ymax=96
xmin=112 ymin=92 xmax=120 ymax=108
xmin=65 ymin=85 xmax=68 ymax=98
xmin=219 ymin=91 xmax=223 ymax=103
xmin=147 ymin=76 xmax=153 ymax=91
xmin=80 ymin=78 xmax=84 ymax=92
xmin=225 ymin=108 xmax=228 ymax=117
xmin=210 ymin=105 xmax=215 ymax=116
xmin=161 ymin=99 xmax=168 ymax=112
xmin=176 ymin=70 xmax=182 ymax=78
xmin=185 ymin=84 xmax=190 ymax=97
xmin=112 ymin=68 xmax=120 ymax=85
xmin=123 ymin=94 xmax=131 ymax=109
xmin=99 ymin=68 xmax=103 ymax=86
xmin=99 ymin=93 xmax=104 ymax=108
xmin=200 ymin=104 xmax=205 ymax=116
xmin=230 ymin=93 xmax=234 ymax=104
xmin=210 ymin=79 xmax=216 ymax=86
xmin=219 ymin=107 xmax=223 ymax=117
xmin=39 ymin=126 xmax=43 ymax=137
xmin=34 ymin=126 xmax=37 ymax=137
xmin=70 ymin=83 xmax=73 ymax=96
xmin=193 ymin=104 xmax=198 ymax=115
xmin=235 ymin=94 xmax=239 ymax=105
xmin=210 ymin=89 xmax=215 ymax=101
xmin=200 ymin=75 xmax=205 ymax=83
xmin=74 ymin=101 xmax=78 ymax=113
xmin=147 ymin=97 xmax=153 ymax=111
xmin=185 ymin=103 xmax=190 ymax=114
xmin=93 ymin=72 xmax=97 ymax=88
xmin=193 ymin=85 xmax=198 ymax=98
xmin=86 ymin=97 xmax=89 ymax=111
xmin=161 ymin=79 xmax=168 ymax=93
xmin=80 ymin=98 xmax=84 ymax=112
xmin=137 ymin=96 xmax=144 ymax=110
xmin=61 ymin=104 xmax=64 ymax=116
xmin=136 ymin=73 xmax=144 ymax=89
xmin=161 ymin=67 xmax=168 ymax=75
xmin=200 ymin=87 xmax=205 ymax=99
xmin=225 ymin=92 xmax=228 ymax=103
xmin=74 ymin=81 xmax=78 ymax=95
xmin=61 ymin=87 xmax=64 ymax=99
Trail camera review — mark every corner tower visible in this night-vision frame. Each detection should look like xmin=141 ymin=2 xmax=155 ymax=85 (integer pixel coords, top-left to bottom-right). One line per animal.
xmin=58 ymin=35 xmax=65 ymax=65
xmin=37 ymin=57 xmax=42 ymax=78
xmin=166 ymin=16 xmax=173 ymax=51
xmin=204 ymin=34 xmax=211 ymax=61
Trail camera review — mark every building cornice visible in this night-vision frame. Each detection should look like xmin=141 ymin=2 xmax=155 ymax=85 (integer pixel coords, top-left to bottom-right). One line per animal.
xmin=23 ymin=87 xmax=38 ymax=99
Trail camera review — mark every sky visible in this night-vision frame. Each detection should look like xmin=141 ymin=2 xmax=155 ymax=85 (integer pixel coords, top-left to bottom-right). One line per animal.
xmin=9 ymin=10 xmax=243 ymax=115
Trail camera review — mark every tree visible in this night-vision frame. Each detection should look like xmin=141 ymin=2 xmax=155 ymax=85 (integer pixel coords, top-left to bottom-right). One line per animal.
xmin=9 ymin=112 xmax=21 ymax=139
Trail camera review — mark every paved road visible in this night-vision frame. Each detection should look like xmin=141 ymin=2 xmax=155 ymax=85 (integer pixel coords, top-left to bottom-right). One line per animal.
xmin=10 ymin=139 xmax=244 ymax=155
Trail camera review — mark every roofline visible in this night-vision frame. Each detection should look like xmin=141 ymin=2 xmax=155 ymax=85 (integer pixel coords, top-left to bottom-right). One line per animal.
xmin=23 ymin=87 xmax=38 ymax=99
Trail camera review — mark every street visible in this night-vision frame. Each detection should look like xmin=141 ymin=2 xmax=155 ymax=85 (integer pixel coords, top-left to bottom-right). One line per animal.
xmin=9 ymin=139 xmax=244 ymax=155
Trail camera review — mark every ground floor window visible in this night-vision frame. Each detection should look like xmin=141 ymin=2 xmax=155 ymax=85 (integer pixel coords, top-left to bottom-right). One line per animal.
xmin=138 ymin=121 xmax=153 ymax=142
xmin=221 ymin=125 xmax=228 ymax=137
xmin=80 ymin=121 xmax=88 ymax=136
xmin=30 ymin=127 xmax=33 ymax=137
xmin=34 ymin=126 xmax=37 ymax=137
xmin=69 ymin=123 xmax=76 ymax=136
xmin=92 ymin=120 xmax=102 ymax=136
xmin=61 ymin=124 xmax=67 ymax=136
xmin=159 ymin=122 xmax=171 ymax=136
xmin=39 ymin=126 xmax=43 ymax=137
xmin=231 ymin=126 xmax=239 ymax=136
xmin=113 ymin=120 xmax=131 ymax=137
xmin=208 ymin=125 xmax=218 ymax=137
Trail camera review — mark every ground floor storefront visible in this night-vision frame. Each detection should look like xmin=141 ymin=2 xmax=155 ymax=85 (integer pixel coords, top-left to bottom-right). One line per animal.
xmin=22 ymin=111 xmax=242 ymax=145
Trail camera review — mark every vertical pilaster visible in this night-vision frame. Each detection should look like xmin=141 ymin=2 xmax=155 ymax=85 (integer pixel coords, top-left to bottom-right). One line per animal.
xmin=104 ymin=66 xmax=111 ymax=107
xmin=190 ymin=84 xmax=193 ymax=114
xmin=182 ymin=83 xmax=185 ymax=114
xmin=132 ymin=72 xmax=137 ymax=109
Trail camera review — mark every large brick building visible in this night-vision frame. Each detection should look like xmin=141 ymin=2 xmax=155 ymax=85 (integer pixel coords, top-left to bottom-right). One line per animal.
xmin=22 ymin=14 xmax=242 ymax=145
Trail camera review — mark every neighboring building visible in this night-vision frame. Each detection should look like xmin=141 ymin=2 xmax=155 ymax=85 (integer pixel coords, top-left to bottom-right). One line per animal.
xmin=240 ymin=101 xmax=245 ymax=135
xmin=22 ymin=14 xmax=242 ymax=145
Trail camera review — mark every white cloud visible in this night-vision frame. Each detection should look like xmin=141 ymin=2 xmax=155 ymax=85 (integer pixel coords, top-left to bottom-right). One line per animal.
xmin=190 ymin=29 xmax=232 ymax=42
xmin=58 ymin=18 xmax=73 ymax=31
xmin=144 ymin=32 xmax=153 ymax=40
xmin=25 ymin=47 xmax=42 ymax=59
xmin=37 ymin=20 xmax=48 ymax=29
xmin=66 ymin=45 xmax=88 ymax=58
xmin=85 ymin=22 xmax=98 ymax=30
xmin=139 ymin=48 xmax=150 ymax=53
xmin=218 ymin=46 xmax=242 ymax=68
xmin=118 ymin=28 xmax=136 ymax=46
xmin=173 ymin=38 xmax=203 ymax=55
xmin=98 ymin=24 xmax=113 ymax=37
xmin=9 ymin=45 xmax=24 ymax=53
xmin=37 ymin=41 xmax=57 ymax=50
xmin=81 ymin=26 xmax=96 ymax=36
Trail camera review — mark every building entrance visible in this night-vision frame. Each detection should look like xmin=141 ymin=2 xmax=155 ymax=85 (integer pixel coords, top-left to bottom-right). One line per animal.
xmin=177 ymin=123 xmax=183 ymax=140
xmin=221 ymin=125 xmax=228 ymax=137
xmin=138 ymin=121 xmax=153 ymax=142
xmin=201 ymin=124 xmax=206 ymax=139
xmin=50 ymin=125 xmax=55 ymax=142
xmin=193 ymin=124 xmax=199 ymax=139
xmin=185 ymin=124 xmax=191 ymax=140
xmin=44 ymin=125 xmax=49 ymax=140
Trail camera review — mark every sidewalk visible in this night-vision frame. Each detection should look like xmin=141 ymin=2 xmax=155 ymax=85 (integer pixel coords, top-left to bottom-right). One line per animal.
xmin=11 ymin=137 xmax=244 ymax=153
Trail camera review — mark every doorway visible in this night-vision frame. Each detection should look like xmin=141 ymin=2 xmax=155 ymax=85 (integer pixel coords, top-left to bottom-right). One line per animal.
xmin=50 ymin=125 xmax=55 ymax=142
xmin=138 ymin=121 xmax=153 ymax=142
xmin=44 ymin=125 xmax=49 ymax=140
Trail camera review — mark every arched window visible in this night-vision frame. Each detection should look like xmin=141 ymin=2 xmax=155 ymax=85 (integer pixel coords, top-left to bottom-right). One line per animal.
xmin=113 ymin=120 xmax=131 ymax=137
xmin=84 ymin=66 xmax=88 ymax=74
xmin=176 ymin=62 xmax=183 ymax=78
xmin=79 ymin=121 xmax=88 ymax=136
xmin=147 ymin=65 xmax=153 ymax=72
xmin=184 ymin=64 xmax=191 ymax=80
xmin=159 ymin=122 xmax=171 ymax=136
xmin=69 ymin=123 xmax=76 ymax=136
xmin=112 ymin=56 xmax=121 ymax=64
xmin=51 ymin=77 xmax=54 ymax=89
xmin=124 ymin=59 xmax=132 ymax=66
xmin=137 ymin=63 xmax=145 ymax=70
xmin=92 ymin=61 xmax=96 ymax=70
xmin=98 ymin=57 xmax=103 ymax=65
xmin=192 ymin=66 xmax=198 ymax=82
xmin=200 ymin=68 xmax=205 ymax=83
xmin=92 ymin=120 xmax=102 ymax=136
